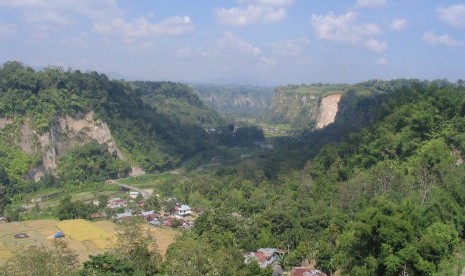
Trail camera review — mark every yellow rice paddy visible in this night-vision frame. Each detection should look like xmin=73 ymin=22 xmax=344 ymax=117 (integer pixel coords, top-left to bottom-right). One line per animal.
xmin=56 ymin=219 xmax=114 ymax=249
xmin=0 ymin=219 xmax=179 ymax=264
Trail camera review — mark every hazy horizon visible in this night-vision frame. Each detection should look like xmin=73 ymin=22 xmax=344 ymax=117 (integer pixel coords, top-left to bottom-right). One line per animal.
xmin=1 ymin=0 xmax=464 ymax=86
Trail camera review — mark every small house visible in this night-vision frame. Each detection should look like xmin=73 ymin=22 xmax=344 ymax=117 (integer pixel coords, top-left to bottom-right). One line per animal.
xmin=129 ymin=192 xmax=142 ymax=199
xmin=176 ymin=204 xmax=192 ymax=217
xmin=0 ymin=217 xmax=7 ymax=223
xmin=149 ymin=218 xmax=162 ymax=226
xmin=141 ymin=210 xmax=158 ymax=221
xmin=290 ymin=267 xmax=327 ymax=276
xmin=108 ymin=198 xmax=127 ymax=209
xmin=116 ymin=212 xmax=133 ymax=220
xmin=244 ymin=248 xmax=287 ymax=268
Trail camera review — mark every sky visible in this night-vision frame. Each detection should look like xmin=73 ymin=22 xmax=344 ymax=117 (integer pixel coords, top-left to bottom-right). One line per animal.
xmin=0 ymin=0 xmax=464 ymax=85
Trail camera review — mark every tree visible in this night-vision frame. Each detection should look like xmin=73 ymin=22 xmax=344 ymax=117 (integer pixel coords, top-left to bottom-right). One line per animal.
xmin=111 ymin=217 xmax=162 ymax=275
xmin=417 ymin=223 xmax=459 ymax=266
xmin=98 ymin=195 xmax=109 ymax=208
xmin=315 ymin=224 xmax=339 ymax=275
xmin=0 ymin=239 xmax=79 ymax=276
xmin=80 ymin=252 xmax=135 ymax=276
xmin=338 ymin=198 xmax=418 ymax=275
xmin=144 ymin=193 xmax=160 ymax=211
xmin=57 ymin=194 xmax=77 ymax=220
xmin=164 ymin=235 xmax=243 ymax=276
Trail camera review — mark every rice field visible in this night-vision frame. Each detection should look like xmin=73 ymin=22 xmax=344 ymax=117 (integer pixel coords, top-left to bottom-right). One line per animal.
xmin=56 ymin=219 xmax=114 ymax=249
xmin=0 ymin=219 xmax=115 ymax=264
xmin=0 ymin=219 xmax=180 ymax=265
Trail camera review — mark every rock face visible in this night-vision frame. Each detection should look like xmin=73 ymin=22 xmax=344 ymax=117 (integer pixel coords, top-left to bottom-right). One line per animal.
xmin=8 ymin=112 xmax=144 ymax=181
xmin=316 ymin=93 xmax=342 ymax=129
xmin=266 ymin=85 xmax=344 ymax=129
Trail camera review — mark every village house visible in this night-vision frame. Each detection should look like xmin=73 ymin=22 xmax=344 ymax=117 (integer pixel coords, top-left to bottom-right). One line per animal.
xmin=115 ymin=211 xmax=132 ymax=220
xmin=176 ymin=204 xmax=192 ymax=217
xmin=107 ymin=198 xmax=127 ymax=209
xmin=129 ymin=191 xmax=142 ymax=199
xmin=0 ymin=217 xmax=7 ymax=223
xmin=244 ymin=248 xmax=287 ymax=268
xmin=288 ymin=267 xmax=327 ymax=276
xmin=149 ymin=217 xmax=162 ymax=226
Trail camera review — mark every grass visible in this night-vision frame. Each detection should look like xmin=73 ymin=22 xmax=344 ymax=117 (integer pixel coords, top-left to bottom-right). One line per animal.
xmin=149 ymin=227 xmax=181 ymax=259
xmin=121 ymin=173 xmax=182 ymax=188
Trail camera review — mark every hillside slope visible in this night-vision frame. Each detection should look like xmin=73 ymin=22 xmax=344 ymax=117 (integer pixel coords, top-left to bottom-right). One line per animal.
xmin=0 ymin=62 xmax=220 ymax=183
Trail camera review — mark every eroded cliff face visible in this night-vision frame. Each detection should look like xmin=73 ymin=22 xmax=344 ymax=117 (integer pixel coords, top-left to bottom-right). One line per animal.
xmin=4 ymin=112 xmax=144 ymax=181
xmin=267 ymin=86 xmax=343 ymax=129
xmin=316 ymin=93 xmax=342 ymax=129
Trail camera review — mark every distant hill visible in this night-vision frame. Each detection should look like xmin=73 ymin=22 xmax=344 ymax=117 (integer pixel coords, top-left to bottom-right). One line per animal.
xmin=190 ymin=83 xmax=274 ymax=118
xmin=133 ymin=81 xmax=223 ymax=128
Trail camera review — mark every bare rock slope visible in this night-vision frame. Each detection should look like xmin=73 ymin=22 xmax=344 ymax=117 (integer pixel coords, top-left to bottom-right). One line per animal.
xmin=5 ymin=112 xmax=143 ymax=181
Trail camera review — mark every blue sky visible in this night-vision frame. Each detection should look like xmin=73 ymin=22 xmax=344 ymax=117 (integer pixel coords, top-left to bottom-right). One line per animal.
xmin=0 ymin=0 xmax=464 ymax=85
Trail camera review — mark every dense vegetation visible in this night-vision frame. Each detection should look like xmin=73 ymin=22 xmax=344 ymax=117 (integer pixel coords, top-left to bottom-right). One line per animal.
xmin=152 ymin=80 xmax=465 ymax=275
xmin=134 ymin=81 xmax=223 ymax=128
xmin=2 ymin=61 xmax=465 ymax=275
xmin=0 ymin=61 xmax=225 ymax=212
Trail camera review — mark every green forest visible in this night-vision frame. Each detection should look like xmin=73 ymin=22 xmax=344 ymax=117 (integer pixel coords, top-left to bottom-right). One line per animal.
xmin=1 ymin=61 xmax=465 ymax=275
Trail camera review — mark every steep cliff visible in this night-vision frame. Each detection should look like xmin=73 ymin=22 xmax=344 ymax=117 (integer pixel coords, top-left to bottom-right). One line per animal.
xmin=266 ymin=84 xmax=345 ymax=129
xmin=0 ymin=112 xmax=140 ymax=181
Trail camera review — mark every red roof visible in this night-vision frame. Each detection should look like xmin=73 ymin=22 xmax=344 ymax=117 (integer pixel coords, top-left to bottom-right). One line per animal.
xmin=291 ymin=268 xmax=327 ymax=276
xmin=254 ymin=252 xmax=268 ymax=263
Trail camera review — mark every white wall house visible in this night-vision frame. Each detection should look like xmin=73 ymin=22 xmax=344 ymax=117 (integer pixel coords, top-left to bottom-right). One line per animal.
xmin=177 ymin=205 xmax=192 ymax=217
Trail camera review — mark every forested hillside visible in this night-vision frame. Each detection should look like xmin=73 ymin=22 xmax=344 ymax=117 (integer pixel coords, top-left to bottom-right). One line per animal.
xmin=133 ymin=81 xmax=224 ymax=128
xmin=0 ymin=62 xmax=220 ymax=204
xmin=145 ymin=79 xmax=465 ymax=275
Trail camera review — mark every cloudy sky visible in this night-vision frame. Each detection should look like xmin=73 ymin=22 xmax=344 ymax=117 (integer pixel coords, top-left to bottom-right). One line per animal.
xmin=0 ymin=0 xmax=464 ymax=85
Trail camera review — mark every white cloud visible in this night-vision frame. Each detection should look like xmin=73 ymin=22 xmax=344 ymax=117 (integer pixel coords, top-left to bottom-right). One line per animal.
xmin=214 ymin=5 xmax=287 ymax=26
xmin=271 ymin=38 xmax=309 ymax=57
xmin=94 ymin=16 xmax=193 ymax=38
xmin=23 ymin=10 xmax=72 ymax=25
xmin=60 ymin=36 xmax=87 ymax=48
xmin=237 ymin=0 xmax=293 ymax=7
xmin=214 ymin=0 xmax=293 ymax=26
xmin=423 ymin=31 xmax=464 ymax=47
xmin=311 ymin=11 xmax=381 ymax=44
xmin=438 ymin=4 xmax=465 ymax=29
xmin=377 ymin=58 xmax=388 ymax=65
xmin=258 ymin=56 xmax=277 ymax=68
xmin=199 ymin=49 xmax=220 ymax=57
xmin=365 ymin=38 xmax=387 ymax=52
xmin=217 ymin=32 xmax=261 ymax=56
xmin=176 ymin=47 xmax=193 ymax=57
xmin=356 ymin=0 xmax=387 ymax=8
xmin=390 ymin=18 xmax=407 ymax=31
xmin=0 ymin=0 xmax=121 ymax=38
xmin=0 ymin=22 xmax=16 ymax=38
